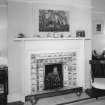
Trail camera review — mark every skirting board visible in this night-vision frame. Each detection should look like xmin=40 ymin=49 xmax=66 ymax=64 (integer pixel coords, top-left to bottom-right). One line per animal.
xmin=8 ymin=93 xmax=25 ymax=103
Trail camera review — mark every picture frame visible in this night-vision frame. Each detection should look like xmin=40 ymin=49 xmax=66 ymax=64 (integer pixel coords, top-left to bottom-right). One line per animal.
xmin=76 ymin=30 xmax=85 ymax=37
xmin=39 ymin=9 xmax=70 ymax=32
xmin=93 ymin=19 xmax=104 ymax=35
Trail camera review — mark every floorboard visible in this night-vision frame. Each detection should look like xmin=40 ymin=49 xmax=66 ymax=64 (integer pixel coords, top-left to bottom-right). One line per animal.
xmin=7 ymin=101 xmax=24 ymax=105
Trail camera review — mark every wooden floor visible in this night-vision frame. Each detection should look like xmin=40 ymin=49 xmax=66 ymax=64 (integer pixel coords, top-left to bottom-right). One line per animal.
xmin=7 ymin=97 xmax=105 ymax=105
xmin=8 ymin=101 xmax=24 ymax=105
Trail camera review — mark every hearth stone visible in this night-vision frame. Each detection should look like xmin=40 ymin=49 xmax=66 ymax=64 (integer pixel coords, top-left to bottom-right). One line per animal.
xmin=25 ymin=87 xmax=83 ymax=105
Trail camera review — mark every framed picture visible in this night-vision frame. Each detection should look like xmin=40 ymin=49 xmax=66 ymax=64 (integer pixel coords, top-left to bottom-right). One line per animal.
xmin=76 ymin=30 xmax=85 ymax=37
xmin=39 ymin=9 xmax=69 ymax=32
xmin=93 ymin=19 xmax=104 ymax=34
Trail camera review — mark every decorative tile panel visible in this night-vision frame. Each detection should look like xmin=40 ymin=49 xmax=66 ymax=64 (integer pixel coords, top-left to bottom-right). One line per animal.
xmin=31 ymin=52 xmax=77 ymax=94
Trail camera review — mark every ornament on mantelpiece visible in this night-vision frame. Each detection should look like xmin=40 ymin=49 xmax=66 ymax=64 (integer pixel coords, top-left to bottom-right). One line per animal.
xmin=36 ymin=34 xmax=41 ymax=38
xmin=47 ymin=33 xmax=52 ymax=38
xmin=76 ymin=30 xmax=85 ymax=37
xmin=60 ymin=34 xmax=64 ymax=38
xmin=53 ymin=33 xmax=59 ymax=38
xmin=17 ymin=33 xmax=25 ymax=38
xmin=68 ymin=34 xmax=71 ymax=37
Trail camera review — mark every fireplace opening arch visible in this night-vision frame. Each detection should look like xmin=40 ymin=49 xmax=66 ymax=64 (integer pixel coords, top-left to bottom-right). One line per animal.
xmin=44 ymin=63 xmax=63 ymax=90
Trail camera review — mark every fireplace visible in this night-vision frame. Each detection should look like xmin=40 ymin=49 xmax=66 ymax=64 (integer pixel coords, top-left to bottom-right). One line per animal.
xmin=31 ymin=52 xmax=77 ymax=94
xmin=13 ymin=38 xmax=91 ymax=102
xmin=44 ymin=63 xmax=63 ymax=90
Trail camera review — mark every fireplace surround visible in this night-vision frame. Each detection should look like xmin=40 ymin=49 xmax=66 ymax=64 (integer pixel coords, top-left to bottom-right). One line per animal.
xmin=13 ymin=38 xmax=91 ymax=102
xmin=31 ymin=52 xmax=77 ymax=94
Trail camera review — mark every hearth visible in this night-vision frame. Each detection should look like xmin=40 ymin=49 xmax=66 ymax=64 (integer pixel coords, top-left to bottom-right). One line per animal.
xmin=44 ymin=63 xmax=63 ymax=90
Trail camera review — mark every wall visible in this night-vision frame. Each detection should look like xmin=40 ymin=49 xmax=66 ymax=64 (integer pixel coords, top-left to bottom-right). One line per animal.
xmin=8 ymin=0 xmax=92 ymax=102
xmin=8 ymin=0 xmax=92 ymax=38
xmin=8 ymin=2 xmax=33 ymax=102
xmin=0 ymin=2 xmax=7 ymax=58
xmin=92 ymin=0 xmax=105 ymax=51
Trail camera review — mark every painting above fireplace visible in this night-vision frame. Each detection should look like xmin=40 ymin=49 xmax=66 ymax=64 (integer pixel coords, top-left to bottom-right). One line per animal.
xmin=39 ymin=9 xmax=69 ymax=32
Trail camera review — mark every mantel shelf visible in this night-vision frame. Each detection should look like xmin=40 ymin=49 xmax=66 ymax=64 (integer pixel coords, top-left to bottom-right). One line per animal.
xmin=14 ymin=37 xmax=91 ymax=41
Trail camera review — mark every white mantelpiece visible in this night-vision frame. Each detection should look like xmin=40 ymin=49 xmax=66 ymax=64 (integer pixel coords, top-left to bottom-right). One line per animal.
xmin=14 ymin=37 xmax=91 ymax=41
xmin=13 ymin=38 xmax=91 ymax=102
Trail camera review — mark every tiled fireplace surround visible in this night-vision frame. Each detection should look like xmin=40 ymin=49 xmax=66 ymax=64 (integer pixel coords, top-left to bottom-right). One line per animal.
xmin=31 ymin=52 xmax=77 ymax=94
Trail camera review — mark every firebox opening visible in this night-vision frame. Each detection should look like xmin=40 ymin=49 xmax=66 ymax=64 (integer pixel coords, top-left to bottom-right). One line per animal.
xmin=44 ymin=63 xmax=63 ymax=90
